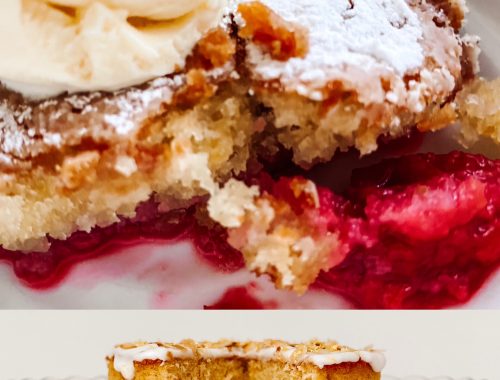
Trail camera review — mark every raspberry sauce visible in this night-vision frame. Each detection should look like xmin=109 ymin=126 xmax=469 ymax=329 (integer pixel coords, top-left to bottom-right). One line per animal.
xmin=1 ymin=151 xmax=499 ymax=309
xmin=0 ymin=204 xmax=244 ymax=291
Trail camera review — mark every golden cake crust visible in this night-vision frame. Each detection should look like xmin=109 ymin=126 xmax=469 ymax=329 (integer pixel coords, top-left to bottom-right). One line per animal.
xmin=108 ymin=340 xmax=383 ymax=380
xmin=238 ymin=0 xmax=472 ymax=165
xmin=0 ymin=59 xmax=234 ymax=172
xmin=108 ymin=359 xmax=379 ymax=380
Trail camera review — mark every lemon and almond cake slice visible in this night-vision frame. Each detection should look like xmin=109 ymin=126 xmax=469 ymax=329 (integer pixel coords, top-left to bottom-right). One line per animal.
xmin=108 ymin=340 xmax=385 ymax=380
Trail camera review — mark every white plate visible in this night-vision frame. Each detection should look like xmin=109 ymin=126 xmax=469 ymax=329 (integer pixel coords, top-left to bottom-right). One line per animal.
xmin=0 ymin=1 xmax=499 ymax=309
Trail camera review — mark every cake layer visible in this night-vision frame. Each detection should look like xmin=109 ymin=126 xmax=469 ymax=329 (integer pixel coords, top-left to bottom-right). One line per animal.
xmin=238 ymin=0 xmax=475 ymax=165
xmin=108 ymin=360 xmax=378 ymax=380
xmin=108 ymin=340 xmax=384 ymax=380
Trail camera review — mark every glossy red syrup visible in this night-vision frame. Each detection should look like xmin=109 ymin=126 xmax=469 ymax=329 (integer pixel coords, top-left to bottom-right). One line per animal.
xmin=316 ymin=152 xmax=500 ymax=309
xmin=204 ymin=285 xmax=271 ymax=309
xmin=0 ymin=204 xmax=244 ymax=290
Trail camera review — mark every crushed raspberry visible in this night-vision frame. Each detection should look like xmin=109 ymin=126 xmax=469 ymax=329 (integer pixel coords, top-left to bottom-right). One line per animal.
xmin=242 ymin=151 xmax=499 ymax=308
xmin=315 ymin=152 xmax=500 ymax=309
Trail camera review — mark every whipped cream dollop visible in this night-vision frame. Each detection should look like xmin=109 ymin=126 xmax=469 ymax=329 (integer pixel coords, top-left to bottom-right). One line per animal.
xmin=0 ymin=0 xmax=226 ymax=99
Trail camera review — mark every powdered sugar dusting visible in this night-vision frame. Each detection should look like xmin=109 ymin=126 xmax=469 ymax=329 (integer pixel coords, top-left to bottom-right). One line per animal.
xmin=0 ymin=65 xmax=231 ymax=164
xmin=244 ymin=0 xmax=424 ymax=97
xmin=0 ymin=101 xmax=33 ymax=157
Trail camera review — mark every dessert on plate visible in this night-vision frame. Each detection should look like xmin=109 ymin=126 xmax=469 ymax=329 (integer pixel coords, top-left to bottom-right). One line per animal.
xmin=1 ymin=0 xmax=499 ymax=308
xmin=108 ymin=340 xmax=385 ymax=379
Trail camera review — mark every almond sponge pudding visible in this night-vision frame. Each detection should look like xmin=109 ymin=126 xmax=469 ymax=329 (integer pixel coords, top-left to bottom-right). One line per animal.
xmin=2 ymin=0 xmax=498 ymax=308
xmin=108 ymin=340 xmax=385 ymax=380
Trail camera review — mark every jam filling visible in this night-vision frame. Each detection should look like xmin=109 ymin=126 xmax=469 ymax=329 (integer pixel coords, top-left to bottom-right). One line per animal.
xmin=315 ymin=152 xmax=500 ymax=309
xmin=0 ymin=202 xmax=245 ymax=290
xmin=204 ymin=286 xmax=270 ymax=310
xmin=1 ymin=151 xmax=499 ymax=309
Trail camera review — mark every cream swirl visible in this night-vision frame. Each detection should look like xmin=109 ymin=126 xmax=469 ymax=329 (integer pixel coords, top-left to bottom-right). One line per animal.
xmin=0 ymin=0 xmax=226 ymax=99
xmin=47 ymin=0 xmax=207 ymax=19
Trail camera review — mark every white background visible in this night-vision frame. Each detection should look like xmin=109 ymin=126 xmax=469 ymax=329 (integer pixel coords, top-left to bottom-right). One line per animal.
xmin=0 ymin=311 xmax=498 ymax=379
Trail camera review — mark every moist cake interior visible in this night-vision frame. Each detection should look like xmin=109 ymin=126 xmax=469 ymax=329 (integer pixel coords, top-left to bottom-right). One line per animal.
xmin=108 ymin=340 xmax=384 ymax=380
xmin=107 ymin=359 xmax=378 ymax=380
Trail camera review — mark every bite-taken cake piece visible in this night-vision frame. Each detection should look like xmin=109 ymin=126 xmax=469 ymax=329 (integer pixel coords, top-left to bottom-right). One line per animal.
xmin=108 ymin=340 xmax=385 ymax=380
xmin=0 ymin=0 xmax=480 ymax=299
xmin=237 ymin=0 xmax=475 ymax=166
